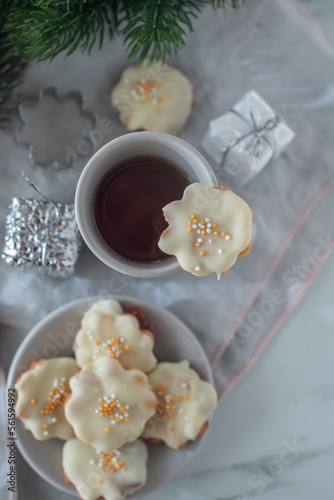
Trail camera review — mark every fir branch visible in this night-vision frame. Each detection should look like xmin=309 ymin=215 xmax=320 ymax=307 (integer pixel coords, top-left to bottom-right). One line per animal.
xmin=118 ymin=0 xmax=205 ymax=64
xmin=4 ymin=0 xmax=118 ymax=61
xmin=0 ymin=31 xmax=25 ymax=128
xmin=209 ymin=0 xmax=244 ymax=8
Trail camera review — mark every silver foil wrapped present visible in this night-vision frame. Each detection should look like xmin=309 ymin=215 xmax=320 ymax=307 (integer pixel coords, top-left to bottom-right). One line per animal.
xmin=2 ymin=197 xmax=81 ymax=277
xmin=202 ymin=90 xmax=295 ymax=186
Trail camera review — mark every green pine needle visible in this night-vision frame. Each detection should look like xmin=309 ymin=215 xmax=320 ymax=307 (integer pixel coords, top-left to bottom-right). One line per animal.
xmin=2 ymin=0 xmax=243 ymax=63
xmin=0 ymin=31 xmax=25 ymax=128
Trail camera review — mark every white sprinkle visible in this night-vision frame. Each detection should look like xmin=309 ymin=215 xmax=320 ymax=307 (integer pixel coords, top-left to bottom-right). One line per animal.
xmin=131 ymin=89 xmax=136 ymax=96
xmin=199 ymin=223 xmax=204 ymax=229
xmin=197 ymin=238 xmax=203 ymax=243
xmin=225 ymin=235 xmax=231 ymax=240
xmin=218 ymin=248 xmax=223 ymax=254
xmin=92 ymin=355 xmax=97 ymax=360
xmin=98 ymin=463 xmax=103 ymax=467
xmin=197 ymin=229 xmax=201 ymax=234
xmin=152 ymin=98 xmax=157 ymax=104
xmin=95 ymin=409 xmax=99 ymax=414
xmin=207 ymin=228 xmax=212 ymax=233
xmin=125 ymin=405 xmax=130 ymax=410
xmin=195 ymin=266 xmax=201 ymax=272
xmin=111 ymin=394 xmax=116 ymax=399
xmin=181 ymin=383 xmax=187 ymax=388
xmin=89 ymin=459 xmax=95 ymax=465
xmin=111 ymin=420 xmax=116 ymax=425
xmin=207 ymin=222 xmax=212 ymax=227
xmin=140 ymin=78 xmax=145 ymax=83
xmin=51 ymin=417 xmax=57 ymax=423
xmin=209 ymin=239 xmax=212 ymax=244
xmin=192 ymin=224 xmax=197 ymax=229
xmin=43 ymin=431 xmax=49 ymax=436
xmin=205 ymin=218 xmax=210 ymax=222
xmin=124 ymin=77 xmax=129 ymax=83
xmin=184 ymin=416 xmax=189 ymax=421
xmin=179 ymin=408 xmax=184 ymax=413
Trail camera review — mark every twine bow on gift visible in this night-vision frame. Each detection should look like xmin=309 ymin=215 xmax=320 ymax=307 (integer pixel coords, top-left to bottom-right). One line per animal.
xmin=221 ymin=101 xmax=281 ymax=165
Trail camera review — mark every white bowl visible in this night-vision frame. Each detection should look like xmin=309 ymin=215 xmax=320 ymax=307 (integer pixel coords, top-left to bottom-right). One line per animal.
xmin=7 ymin=295 xmax=214 ymax=497
xmin=75 ymin=132 xmax=218 ymax=279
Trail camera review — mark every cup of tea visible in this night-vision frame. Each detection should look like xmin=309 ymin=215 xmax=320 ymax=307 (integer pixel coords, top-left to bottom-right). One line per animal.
xmin=75 ymin=131 xmax=217 ymax=278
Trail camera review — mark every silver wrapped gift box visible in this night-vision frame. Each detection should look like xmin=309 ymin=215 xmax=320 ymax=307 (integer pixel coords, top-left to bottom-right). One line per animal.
xmin=2 ymin=197 xmax=81 ymax=277
xmin=202 ymin=90 xmax=295 ymax=186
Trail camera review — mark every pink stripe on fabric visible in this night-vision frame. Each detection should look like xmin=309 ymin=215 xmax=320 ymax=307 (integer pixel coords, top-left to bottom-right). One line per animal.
xmin=218 ymin=236 xmax=334 ymax=401
xmin=211 ymin=172 xmax=334 ymax=368
xmin=289 ymin=0 xmax=334 ymax=48
xmin=1 ymin=368 xmax=18 ymax=500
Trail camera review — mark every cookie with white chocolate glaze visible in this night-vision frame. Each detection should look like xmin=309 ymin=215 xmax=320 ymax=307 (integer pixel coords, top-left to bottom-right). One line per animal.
xmin=111 ymin=59 xmax=193 ymax=135
xmin=65 ymin=356 xmax=157 ymax=451
xmin=15 ymin=357 xmax=78 ymax=441
xmin=158 ymin=183 xmax=252 ymax=277
xmin=62 ymin=438 xmax=148 ymax=500
xmin=74 ymin=299 xmax=157 ymax=373
xmin=142 ymin=361 xmax=217 ymax=450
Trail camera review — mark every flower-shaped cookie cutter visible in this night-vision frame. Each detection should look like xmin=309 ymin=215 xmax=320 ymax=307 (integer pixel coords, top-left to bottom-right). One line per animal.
xmin=16 ymin=87 xmax=98 ymax=169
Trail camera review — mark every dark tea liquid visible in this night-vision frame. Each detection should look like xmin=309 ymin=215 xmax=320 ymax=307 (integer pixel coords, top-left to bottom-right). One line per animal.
xmin=94 ymin=156 xmax=190 ymax=262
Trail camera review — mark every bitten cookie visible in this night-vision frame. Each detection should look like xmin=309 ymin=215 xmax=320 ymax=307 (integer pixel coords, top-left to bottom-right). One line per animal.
xmin=142 ymin=361 xmax=217 ymax=450
xmin=64 ymin=357 xmax=157 ymax=451
xmin=62 ymin=438 xmax=148 ymax=500
xmin=158 ymin=182 xmax=253 ymax=277
xmin=74 ymin=299 xmax=157 ymax=373
xmin=15 ymin=357 xmax=78 ymax=440
xmin=111 ymin=59 xmax=193 ymax=135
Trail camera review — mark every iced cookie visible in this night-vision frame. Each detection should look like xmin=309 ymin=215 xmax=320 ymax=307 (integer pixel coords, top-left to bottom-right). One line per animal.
xmin=158 ymin=182 xmax=252 ymax=277
xmin=111 ymin=59 xmax=193 ymax=135
xmin=63 ymin=438 xmax=148 ymax=500
xmin=74 ymin=299 xmax=157 ymax=373
xmin=142 ymin=361 xmax=217 ymax=450
xmin=65 ymin=357 xmax=157 ymax=451
xmin=15 ymin=357 xmax=78 ymax=440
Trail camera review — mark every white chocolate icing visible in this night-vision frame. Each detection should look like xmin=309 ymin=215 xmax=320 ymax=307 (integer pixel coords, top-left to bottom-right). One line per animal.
xmin=142 ymin=361 xmax=217 ymax=450
xmin=111 ymin=59 xmax=193 ymax=135
xmin=65 ymin=357 xmax=157 ymax=451
xmin=74 ymin=299 xmax=157 ymax=373
xmin=15 ymin=357 xmax=78 ymax=441
xmin=62 ymin=438 xmax=148 ymax=500
xmin=158 ymin=183 xmax=252 ymax=277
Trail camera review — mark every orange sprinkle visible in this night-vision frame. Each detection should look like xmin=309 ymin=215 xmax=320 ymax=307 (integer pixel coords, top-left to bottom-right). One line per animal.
xmin=195 ymin=242 xmax=201 ymax=247
xmin=193 ymin=219 xmax=198 ymax=223
xmin=94 ymin=340 xmax=100 ymax=345
xmin=200 ymin=251 xmax=206 ymax=256
xmin=201 ymin=220 xmax=205 ymax=224
xmin=130 ymin=352 xmax=136 ymax=356
xmin=30 ymin=399 xmax=36 ymax=405
xmin=155 ymin=83 xmax=161 ymax=88
xmin=169 ymin=427 xmax=175 ymax=431
xmin=105 ymin=427 xmax=110 ymax=432
xmin=212 ymin=223 xmax=217 ymax=228
xmin=155 ymin=108 xmax=162 ymax=113
xmin=97 ymin=479 xmax=102 ymax=484
xmin=43 ymin=424 xmax=49 ymax=429
xmin=157 ymin=97 xmax=163 ymax=103
xmin=221 ymin=231 xmax=227 ymax=237
xmin=201 ymin=230 xmax=206 ymax=235
xmin=188 ymin=227 xmax=193 ymax=232
xmin=214 ymin=231 xmax=219 ymax=236
xmin=191 ymin=214 xmax=196 ymax=219
xmin=188 ymin=221 xmax=192 ymax=225
xmin=163 ymin=94 xmax=169 ymax=99
xmin=145 ymin=97 xmax=151 ymax=102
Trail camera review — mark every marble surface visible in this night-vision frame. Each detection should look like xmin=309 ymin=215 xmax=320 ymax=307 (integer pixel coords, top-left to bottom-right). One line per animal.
xmin=144 ymin=2 xmax=334 ymax=500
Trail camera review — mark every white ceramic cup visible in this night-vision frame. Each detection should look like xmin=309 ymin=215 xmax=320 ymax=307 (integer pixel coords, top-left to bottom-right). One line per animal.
xmin=75 ymin=131 xmax=217 ymax=278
